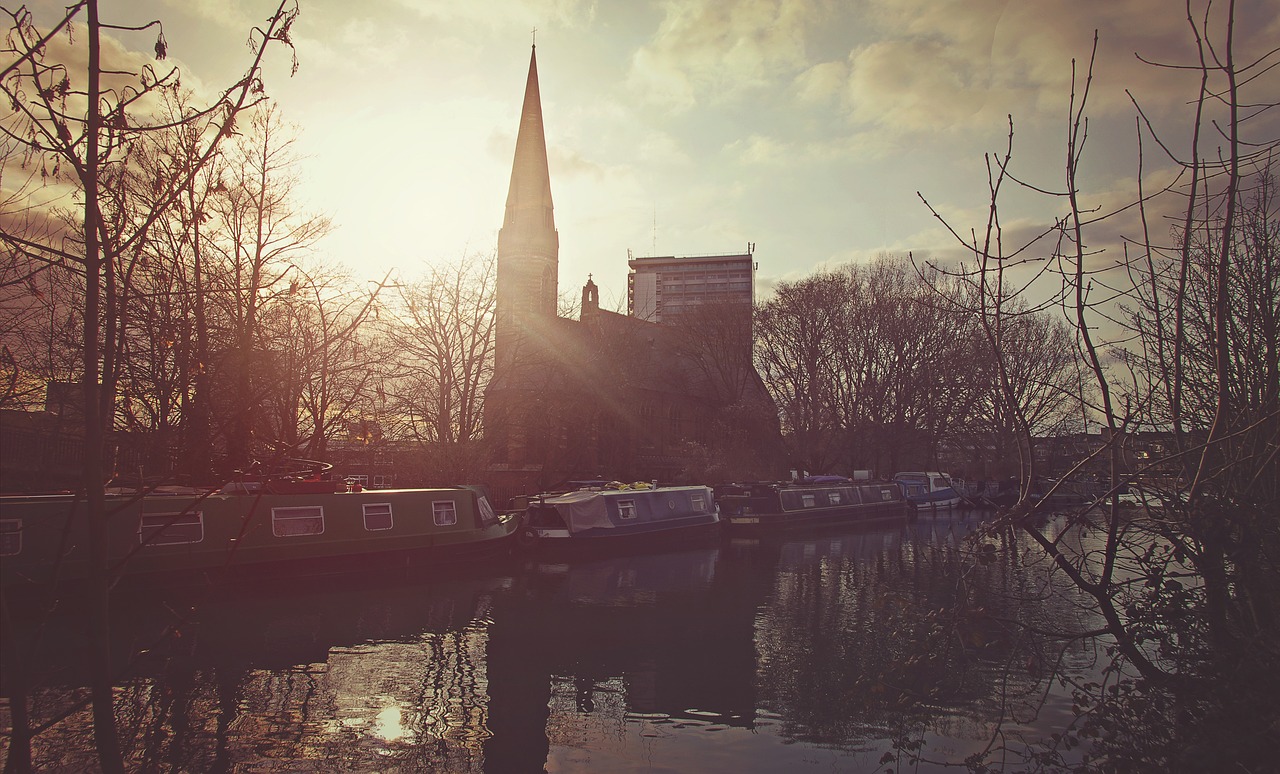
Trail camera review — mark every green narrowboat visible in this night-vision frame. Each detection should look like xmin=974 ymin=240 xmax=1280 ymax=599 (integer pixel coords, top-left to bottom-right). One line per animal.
xmin=0 ymin=482 xmax=520 ymax=588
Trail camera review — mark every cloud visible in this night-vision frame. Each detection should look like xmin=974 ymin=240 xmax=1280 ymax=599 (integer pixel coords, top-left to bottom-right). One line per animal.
xmin=725 ymin=134 xmax=791 ymax=165
xmin=388 ymin=0 xmax=597 ymax=30
xmin=846 ymin=38 xmax=1005 ymax=132
xmin=549 ymin=145 xmax=608 ymax=180
xmin=158 ymin=0 xmax=259 ymax=31
xmin=794 ymin=60 xmax=846 ymax=105
xmin=626 ymin=0 xmax=821 ymax=110
xmin=627 ymin=46 xmax=698 ymax=112
xmin=799 ymin=0 xmax=1280 ymax=140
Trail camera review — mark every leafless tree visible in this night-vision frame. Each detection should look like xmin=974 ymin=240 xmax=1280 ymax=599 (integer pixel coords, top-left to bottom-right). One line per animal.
xmin=0 ymin=2 xmax=299 ymax=769
xmin=382 ymin=254 xmax=496 ymax=447
xmin=257 ymin=262 xmax=386 ymax=459
xmin=754 ymin=257 xmax=983 ymax=477
xmin=206 ymin=103 xmax=330 ymax=469
xmin=916 ymin=4 xmax=1279 ymax=768
xmin=754 ymin=270 xmax=846 ymax=474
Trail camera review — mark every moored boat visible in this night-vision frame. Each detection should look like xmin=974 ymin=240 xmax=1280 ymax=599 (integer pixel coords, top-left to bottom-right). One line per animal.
xmin=517 ymin=483 xmax=720 ymax=553
xmin=893 ymin=471 xmax=964 ymax=510
xmin=714 ymin=478 xmax=908 ymax=533
xmin=0 ymin=478 xmax=520 ymax=589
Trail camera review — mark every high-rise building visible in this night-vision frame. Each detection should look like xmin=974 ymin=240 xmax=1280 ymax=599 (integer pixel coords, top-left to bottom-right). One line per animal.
xmin=627 ymin=250 xmax=756 ymax=323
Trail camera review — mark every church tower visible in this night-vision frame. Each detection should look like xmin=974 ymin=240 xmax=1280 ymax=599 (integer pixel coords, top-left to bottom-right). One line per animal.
xmin=495 ymin=44 xmax=559 ymax=367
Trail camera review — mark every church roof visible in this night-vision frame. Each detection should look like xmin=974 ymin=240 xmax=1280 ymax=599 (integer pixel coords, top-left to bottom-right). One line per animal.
xmin=486 ymin=313 xmax=716 ymax=404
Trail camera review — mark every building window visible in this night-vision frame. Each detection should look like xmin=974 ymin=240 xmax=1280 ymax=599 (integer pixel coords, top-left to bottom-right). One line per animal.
xmin=363 ymin=503 xmax=394 ymax=531
xmin=139 ymin=512 xmax=204 ymax=545
xmin=373 ymin=474 xmax=394 ymax=488
xmin=0 ymin=519 xmax=21 ymax=556
xmin=432 ymin=500 xmax=458 ymax=526
xmin=273 ymin=506 xmax=325 ymax=537
xmin=618 ymin=499 xmax=637 ymax=519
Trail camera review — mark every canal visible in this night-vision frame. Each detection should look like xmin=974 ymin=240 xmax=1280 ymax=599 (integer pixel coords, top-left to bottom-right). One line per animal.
xmin=2 ymin=512 xmax=1106 ymax=771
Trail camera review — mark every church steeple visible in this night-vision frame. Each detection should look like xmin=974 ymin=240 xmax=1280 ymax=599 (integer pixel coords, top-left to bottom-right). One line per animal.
xmin=496 ymin=44 xmax=559 ymax=333
xmin=502 ymin=45 xmax=556 ymax=240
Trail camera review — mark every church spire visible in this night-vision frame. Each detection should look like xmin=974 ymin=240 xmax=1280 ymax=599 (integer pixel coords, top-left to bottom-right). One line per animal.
xmin=496 ymin=44 xmax=559 ymax=326
xmin=502 ymin=45 xmax=556 ymax=235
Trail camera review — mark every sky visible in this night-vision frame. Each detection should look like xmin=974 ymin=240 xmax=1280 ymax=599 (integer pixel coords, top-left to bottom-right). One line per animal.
xmin=22 ymin=0 xmax=1280 ymax=310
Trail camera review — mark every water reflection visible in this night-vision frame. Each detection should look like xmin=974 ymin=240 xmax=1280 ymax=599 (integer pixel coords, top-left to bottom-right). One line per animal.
xmin=2 ymin=516 xmax=1099 ymax=772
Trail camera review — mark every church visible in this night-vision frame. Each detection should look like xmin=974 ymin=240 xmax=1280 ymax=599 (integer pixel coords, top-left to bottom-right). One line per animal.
xmin=482 ymin=46 xmax=781 ymax=500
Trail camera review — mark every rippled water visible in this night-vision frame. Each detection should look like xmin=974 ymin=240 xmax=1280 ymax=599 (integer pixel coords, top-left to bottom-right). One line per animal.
xmin=2 ymin=513 xmax=1106 ymax=772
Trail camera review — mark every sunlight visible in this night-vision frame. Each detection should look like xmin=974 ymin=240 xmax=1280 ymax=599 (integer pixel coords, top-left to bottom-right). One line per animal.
xmin=373 ymin=703 xmax=407 ymax=742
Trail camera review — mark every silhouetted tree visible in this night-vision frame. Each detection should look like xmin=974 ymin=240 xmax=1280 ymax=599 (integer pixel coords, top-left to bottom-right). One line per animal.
xmin=206 ymin=104 xmax=330 ymax=469
xmin=0 ymin=2 xmax=300 ymax=769
xmin=755 ymin=257 xmax=982 ymax=477
xmin=917 ymin=7 xmax=1279 ymax=769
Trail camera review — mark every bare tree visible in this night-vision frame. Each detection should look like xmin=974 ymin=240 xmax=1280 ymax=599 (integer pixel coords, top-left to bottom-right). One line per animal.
xmin=916 ymin=5 xmax=1280 ymax=768
xmin=383 ymin=254 xmax=496 ymax=446
xmin=754 ymin=270 xmax=846 ymax=474
xmin=0 ymin=137 xmax=81 ymax=411
xmin=754 ymin=257 xmax=983 ymax=477
xmin=258 ymin=263 xmax=386 ymax=459
xmin=207 ymin=103 xmax=330 ymax=469
xmin=0 ymin=2 xmax=299 ymax=769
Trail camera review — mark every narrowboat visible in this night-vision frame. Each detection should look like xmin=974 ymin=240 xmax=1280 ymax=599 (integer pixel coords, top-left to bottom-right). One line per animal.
xmin=0 ymin=479 xmax=520 ymax=589
xmin=714 ymin=478 xmax=908 ymax=533
xmin=517 ymin=483 xmax=720 ymax=552
xmin=893 ymin=471 xmax=965 ymax=510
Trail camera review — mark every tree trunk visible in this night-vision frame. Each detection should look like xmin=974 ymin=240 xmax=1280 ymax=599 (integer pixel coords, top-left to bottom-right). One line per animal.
xmin=82 ymin=2 xmax=124 ymax=770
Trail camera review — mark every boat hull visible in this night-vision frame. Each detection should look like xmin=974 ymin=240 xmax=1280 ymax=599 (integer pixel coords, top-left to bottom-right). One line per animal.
xmin=0 ymin=487 xmax=519 ymax=590
xmin=518 ymin=485 xmax=721 ymax=555
xmin=893 ymin=472 xmax=965 ymax=511
xmin=907 ymin=491 xmax=964 ymax=510
xmin=716 ymin=482 xmax=908 ymax=534
xmin=518 ymin=517 xmax=722 ymax=557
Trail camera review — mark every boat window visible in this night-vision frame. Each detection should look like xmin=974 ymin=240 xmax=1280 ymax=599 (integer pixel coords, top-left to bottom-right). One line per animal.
xmin=139 ymin=512 xmax=204 ymax=546
xmin=272 ymin=506 xmax=325 ymax=537
xmin=477 ymin=495 xmax=498 ymax=526
xmin=827 ymin=492 xmax=842 ymax=505
xmin=432 ymin=500 xmax=458 ymax=526
xmin=0 ymin=519 xmax=21 ymax=556
xmin=618 ymin=499 xmax=637 ymax=519
xmin=363 ymin=503 xmax=394 ymax=531
xmin=691 ymin=493 xmax=706 ymax=511
xmin=862 ymin=486 xmax=896 ymax=501
xmin=801 ymin=494 xmax=816 ymax=508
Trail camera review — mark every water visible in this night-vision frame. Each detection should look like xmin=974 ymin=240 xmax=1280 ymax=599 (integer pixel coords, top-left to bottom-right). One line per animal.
xmin=2 ymin=513 xmax=1105 ymax=772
